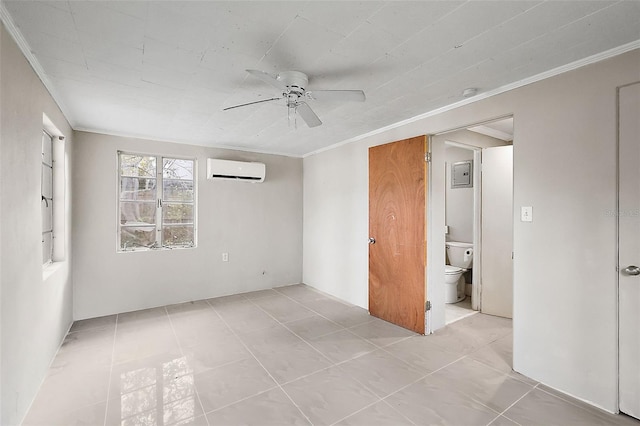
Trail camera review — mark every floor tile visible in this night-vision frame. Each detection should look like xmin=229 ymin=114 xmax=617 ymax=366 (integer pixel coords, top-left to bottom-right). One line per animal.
xmin=25 ymin=286 xmax=629 ymax=426
xmin=252 ymin=294 xmax=316 ymax=323
xmin=432 ymin=357 xmax=534 ymax=412
xmin=308 ymin=329 xmax=377 ymax=363
xmin=348 ymin=317 xmax=416 ymax=347
xmin=535 ymin=385 xmax=640 ymax=425
xmin=338 ymin=349 xmax=426 ymax=398
xmin=334 ymin=400 xmax=414 ymax=426
xmin=113 ymin=323 xmax=180 ymax=364
xmin=216 ymin=303 xmax=280 ymax=334
xmin=251 ymin=340 xmax=332 ymax=384
xmin=26 ymin=366 xmax=111 ymax=421
xmin=194 ymin=357 xmax=277 ymax=413
xmin=183 ymin=337 xmax=251 ymax=374
xmin=117 ymin=306 xmax=168 ymax=325
xmin=23 ymin=400 xmax=107 ymax=426
xmin=58 ymin=325 xmax=115 ymax=354
xmin=274 ymin=283 xmax=330 ymax=303
xmin=488 ymin=414 xmax=519 ymax=425
xmin=384 ymin=335 xmax=463 ymax=373
xmin=504 ymin=387 xmax=637 ymax=426
xmin=283 ymin=366 xmax=379 ymax=425
xmin=242 ymin=288 xmax=280 ymax=299
xmin=238 ymin=322 xmax=303 ymax=354
xmin=445 ymin=297 xmax=476 ymax=324
xmin=467 ymin=334 xmax=512 ymax=373
xmin=69 ymin=314 xmax=117 ymax=333
xmin=170 ymin=313 xmax=232 ymax=348
xmin=206 ymin=388 xmax=310 ymax=425
xmin=386 ymin=375 xmax=500 ymax=425
xmin=284 ymin=314 xmax=344 ymax=339
xmin=450 ymin=312 xmax=512 ymax=344
xmin=166 ymin=300 xmax=215 ymax=317
xmin=424 ymin=321 xmax=489 ymax=355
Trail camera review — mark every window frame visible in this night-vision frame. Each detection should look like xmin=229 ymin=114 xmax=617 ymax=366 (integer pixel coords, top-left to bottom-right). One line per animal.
xmin=41 ymin=130 xmax=54 ymax=266
xmin=117 ymin=151 xmax=197 ymax=252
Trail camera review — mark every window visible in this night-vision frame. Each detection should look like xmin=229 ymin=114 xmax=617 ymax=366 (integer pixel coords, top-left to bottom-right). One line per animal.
xmin=118 ymin=152 xmax=196 ymax=251
xmin=41 ymin=131 xmax=53 ymax=265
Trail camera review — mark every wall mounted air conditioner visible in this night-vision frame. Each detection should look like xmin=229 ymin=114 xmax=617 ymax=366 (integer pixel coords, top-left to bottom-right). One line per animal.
xmin=206 ymin=159 xmax=266 ymax=182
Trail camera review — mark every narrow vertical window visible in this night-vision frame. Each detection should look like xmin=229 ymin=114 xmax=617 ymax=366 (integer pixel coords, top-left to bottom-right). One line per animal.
xmin=118 ymin=152 xmax=196 ymax=251
xmin=41 ymin=131 xmax=53 ymax=265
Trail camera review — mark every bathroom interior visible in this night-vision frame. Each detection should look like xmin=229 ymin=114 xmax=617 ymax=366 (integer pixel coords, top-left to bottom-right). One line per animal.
xmin=442 ymin=117 xmax=514 ymax=324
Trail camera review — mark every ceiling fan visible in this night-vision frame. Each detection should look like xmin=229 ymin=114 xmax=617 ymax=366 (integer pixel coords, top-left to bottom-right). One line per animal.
xmin=223 ymin=70 xmax=366 ymax=128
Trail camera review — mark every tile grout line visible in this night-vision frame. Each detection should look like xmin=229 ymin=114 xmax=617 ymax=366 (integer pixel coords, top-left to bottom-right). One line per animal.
xmin=205 ymin=299 xmax=315 ymax=426
xmin=488 ymin=385 xmax=537 ymax=426
xmin=103 ymin=314 xmax=119 ymax=426
xmin=245 ymin=293 xmax=354 ymax=364
xmin=164 ymin=306 xmax=211 ymax=426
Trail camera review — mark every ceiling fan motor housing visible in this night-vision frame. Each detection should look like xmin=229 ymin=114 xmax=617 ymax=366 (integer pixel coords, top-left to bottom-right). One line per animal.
xmin=277 ymin=71 xmax=308 ymax=97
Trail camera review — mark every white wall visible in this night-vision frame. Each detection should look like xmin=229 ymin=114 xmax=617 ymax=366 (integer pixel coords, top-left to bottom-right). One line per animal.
xmin=303 ymin=49 xmax=640 ymax=413
xmin=444 ymin=130 xmax=507 ymax=244
xmin=72 ymin=132 xmax=303 ymax=319
xmin=0 ymin=23 xmax=74 ymax=425
xmin=445 ymin=146 xmax=474 ymax=244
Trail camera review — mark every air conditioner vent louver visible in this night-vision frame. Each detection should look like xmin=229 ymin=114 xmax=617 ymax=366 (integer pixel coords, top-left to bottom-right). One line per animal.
xmin=207 ymin=159 xmax=266 ymax=183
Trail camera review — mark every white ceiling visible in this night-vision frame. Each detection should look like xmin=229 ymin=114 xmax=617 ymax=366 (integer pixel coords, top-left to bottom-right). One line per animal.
xmin=2 ymin=1 xmax=639 ymax=157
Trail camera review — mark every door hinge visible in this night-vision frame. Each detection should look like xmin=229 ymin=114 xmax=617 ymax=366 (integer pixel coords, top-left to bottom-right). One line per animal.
xmin=425 ymin=152 xmax=431 ymax=163
xmin=425 ymin=300 xmax=432 ymax=311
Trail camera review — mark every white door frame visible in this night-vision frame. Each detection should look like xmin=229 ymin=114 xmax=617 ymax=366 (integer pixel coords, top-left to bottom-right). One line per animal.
xmin=443 ymin=140 xmax=483 ymax=312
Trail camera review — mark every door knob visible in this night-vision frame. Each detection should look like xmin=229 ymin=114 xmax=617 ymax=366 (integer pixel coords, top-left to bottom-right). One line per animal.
xmin=622 ymin=265 xmax=640 ymax=276
xmin=368 ymin=237 xmax=376 ymax=245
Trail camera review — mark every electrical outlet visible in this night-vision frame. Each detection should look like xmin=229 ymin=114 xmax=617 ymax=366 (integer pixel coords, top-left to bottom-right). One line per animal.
xmin=222 ymin=252 xmax=229 ymax=262
xmin=521 ymin=206 xmax=533 ymax=222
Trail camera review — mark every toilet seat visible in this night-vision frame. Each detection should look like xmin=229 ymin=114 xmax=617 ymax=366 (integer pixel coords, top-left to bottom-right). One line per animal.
xmin=445 ymin=265 xmax=464 ymax=274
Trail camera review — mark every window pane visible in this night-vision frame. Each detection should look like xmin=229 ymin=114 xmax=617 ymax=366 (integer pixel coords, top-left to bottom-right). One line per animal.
xmin=163 ymin=158 xmax=193 ymax=180
xmin=42 ymin=132 xmax=52 ymax=165
xmin=120 ymin=201 xmax=156 ymax=225
xmin=42 ymin=164 xmax=52 ymax=198
xmin=120 ymin=177 xmax=157 ymax=201
xmin=163 ymin=203 xmax=193 ymax=224
xmin=163 ymin=225 xmax=194 ymax=246
xmin=42 ymin=232 xmax=52 ymax=265
xmin=121 ymin=154 xmax=156 ymax=177
xmin=42 ymin=201 xmax=52 ymax=232
xmin=120 ymin=226 xmax=156 ymax=249
xmin=163 ymin=179 xmax=194 ymax=202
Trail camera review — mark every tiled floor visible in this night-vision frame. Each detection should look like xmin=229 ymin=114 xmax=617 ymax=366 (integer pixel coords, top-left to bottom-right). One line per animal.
xmin=23 ymin=284 xmax=638 ymax=426
xmin=444 ymin=296 xmax=475 ymax=324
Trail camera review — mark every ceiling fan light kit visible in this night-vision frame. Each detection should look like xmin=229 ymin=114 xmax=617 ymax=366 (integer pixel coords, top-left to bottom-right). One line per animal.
xmin=223 ymin=69 xmax=366 ymax=128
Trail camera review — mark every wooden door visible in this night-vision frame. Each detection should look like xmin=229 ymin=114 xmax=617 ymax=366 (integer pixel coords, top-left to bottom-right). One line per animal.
xmin=618 ymin=82 xmax=640 ymax=420
xmin=480 ymin=145 xmax=514 ymax=318
xmin=369 ymin=136 xmax=426 ymax=334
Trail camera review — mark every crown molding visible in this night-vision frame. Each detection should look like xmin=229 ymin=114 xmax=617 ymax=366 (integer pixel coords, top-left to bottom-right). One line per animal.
xmin=304 ymin=40 xmax=640 ymax=158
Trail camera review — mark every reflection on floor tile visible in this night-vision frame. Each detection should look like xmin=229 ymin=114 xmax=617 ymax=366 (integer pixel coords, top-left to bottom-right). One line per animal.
xmin=23 ymin=284 xmax=633 ymax=426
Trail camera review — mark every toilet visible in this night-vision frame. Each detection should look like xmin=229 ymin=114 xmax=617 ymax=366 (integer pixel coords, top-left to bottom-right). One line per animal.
xmin=445 ymin=241 xmax=474 ymax=303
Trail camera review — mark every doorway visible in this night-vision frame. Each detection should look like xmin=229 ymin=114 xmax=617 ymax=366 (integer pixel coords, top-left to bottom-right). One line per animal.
xmin=428 ymin=117 xmax=514 ymax=331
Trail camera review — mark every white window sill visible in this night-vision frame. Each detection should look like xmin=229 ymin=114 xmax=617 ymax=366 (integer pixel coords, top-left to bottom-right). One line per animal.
xmin=118 ymin=245 xmax=196 ymax=253
xmin=43 ymin=262 xmax=64 ymax=281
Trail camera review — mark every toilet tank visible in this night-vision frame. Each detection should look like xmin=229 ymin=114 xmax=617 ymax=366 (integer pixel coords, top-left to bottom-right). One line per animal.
xmin=446 ymin=241 xmax=473 ymax=268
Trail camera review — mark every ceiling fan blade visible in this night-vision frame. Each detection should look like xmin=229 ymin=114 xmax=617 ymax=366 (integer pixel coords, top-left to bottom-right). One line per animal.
xmin=246 ymin=69 xmax=287 ymax=91
xmin=223 ymin=97 xmax=282 ymax=111
xmin=296 ymin=102 xmax=322 ymax=128
xmin=306 ymin=90 xmax=366 ymax=102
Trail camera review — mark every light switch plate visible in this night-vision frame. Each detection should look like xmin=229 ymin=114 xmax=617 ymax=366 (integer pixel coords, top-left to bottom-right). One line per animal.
xmin=521 ymin=206 xmax=533 ymax=222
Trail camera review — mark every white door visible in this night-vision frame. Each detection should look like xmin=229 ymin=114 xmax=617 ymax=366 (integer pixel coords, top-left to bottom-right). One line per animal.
xmin=619 ymin=82 xmax=640 ymax=420
xmin=481 ymin=146 xmax=513 ymax=318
